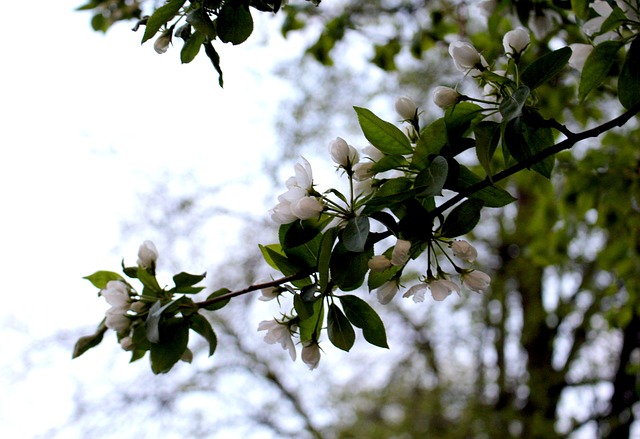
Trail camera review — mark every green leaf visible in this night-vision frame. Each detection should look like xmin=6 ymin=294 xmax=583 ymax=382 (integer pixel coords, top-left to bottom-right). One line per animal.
xmin=454 ymin=166 xmax=516 ymax=208
xmin=361 ymin=177 xmax=414 ymax=214
xmin=571 ymin=0 xmax=590 ymax=20
xmin=370 ymin=154 xmax=409 ymax=173
xmin=499 ymin=86 xmax=530 ymax=123
xmin=204 ymin=42 xmax=224 ymax=87
xmin=186 ymin=9 xmax=216 ymax=39
xmin=217 ymin=2 xmax=254 ymax=45
xmin=474 ymin=121 xmax=501 ymax=178
xmin=415 ymin=155 xmax=448 ymax=198
xmin=83 ymin=271 xmax=123 ymax=289
xmin=298 ymin=298 xmax=324 ymax=343
xmin=142 ymin=0 xmax=186 ymax=44
xmin=338 ymin=295 xmax=389 ymax=349
xmin=203 ymin=288 xmax=231 ymax=311
xmin=72 ymin=322 xmax=107 ymax=358
xmin=503 ymin=112 xmax=555 ymax=178
xmin=189 ymin=313 xmax=217 ymax=356
xmin=445 ymin=102 xmax=483 ymax=141
xmin=281 ymin=216 xmax=330 ymax=249
xmin=327 ymin=304 xmax=355 ymax=351
xmin=150 ymin=317 xmax=190 ymax=374
xmin=180 ymin=30 xmax=206 ymax=64
xmin=440 ymin=198 xmax=484 ymax=238
xmin=354 ymin=107 xmax=413 ymax=155
xmin=521 ymin=47 xmax=572 ymax=90
xmin=343 ymin=216 xmax=370 ymax=252
xmin=259 ymin=244 xmax=304 ymax=276
xmin=137 ymin=267 xmax=163 ymax=295
xmin=619 ymin=37 xmax=640 ymax=109
xmin=598 ymin=6 xmax=627 ymax=35
xmin=579 ymin=41 xmax=623 ymax=101
xmin=318 ymin=227 xmax=339 ymax=293
xmin=173 ymin=271 xmax=206 ymax=288
xmin=412 ymin=118 xmax=447 ymax=170
xmin=330 ymin=241 xmax=373 ymax=291
xmin=294 ymin=293 xmax=317 ymax=320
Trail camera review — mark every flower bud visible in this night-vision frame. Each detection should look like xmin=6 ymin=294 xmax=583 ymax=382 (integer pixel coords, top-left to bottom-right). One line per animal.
xmin=391 ymin=239 xmax=411 ymax=266
xmin=395 ymin=96 xmax=418 ymax=120
xmin=258 ymin=285 xmax=280 ymax=302
xmin=154 ymin=30 xmax=173 ymax=54
xmin=329 ymin=137 xmax=359 ymax=168
xmin=352 ymin=162 xmax=375 ymax=181
xmin=376 ymin=281 xmax=399 ymax=305
xmin=462 ymin=270 xmax=491 ymax=294
xmin=137 ymin=240 xmax=159 ymax=271
xmin=503 ymin=28 xmax=530 ymax=57
xmin=448 ymin=41 xmax=483 ymax=72
xmin=432 ymin=86 xmax=461 ymax=109
xmin=119 ymin=336 xmax=135 ymax=351
xmin=451 ymin=240 xmax=478 ymax=263
xmin=301 ymin=341 xmax=321 ymax=370
xmin=368 ymin=255 xmax=393 ymax=272
xmin=429 ymin=279 xmax=460 ymax=301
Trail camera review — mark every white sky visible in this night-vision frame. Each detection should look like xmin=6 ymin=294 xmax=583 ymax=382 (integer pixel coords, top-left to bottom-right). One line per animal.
xmin=0 ymin=1 xmax=309 ymax=437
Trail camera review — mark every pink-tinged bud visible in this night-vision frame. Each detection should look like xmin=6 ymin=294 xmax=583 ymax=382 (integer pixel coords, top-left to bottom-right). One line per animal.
xmin=368 ymin=255 xmax=393 ymax=272
xmin=137 ymin=240 xmax=159 ymax=271
xmin=376 ymin=281 xmax=399 ymax=305
xmin=301 ymin=341 xmax=321 ymax=369
xmin=462 ymin=270 xmax=491 ymax=293
xmin=154 ymin=30 xmax=173 ymax=54
xmin=451 ymin=240 xmax=478 ymax=263
xmin=391 ymin=239 xmax=411 ymax=266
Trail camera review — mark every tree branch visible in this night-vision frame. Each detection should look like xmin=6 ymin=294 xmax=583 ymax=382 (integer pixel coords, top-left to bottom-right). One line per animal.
xmin=430 ymin=102 xmax=640 ymax=219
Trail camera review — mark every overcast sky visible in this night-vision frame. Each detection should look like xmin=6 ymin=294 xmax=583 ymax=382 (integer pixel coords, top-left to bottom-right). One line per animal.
xmin=0 ymin=2 xmax=312 ymax=437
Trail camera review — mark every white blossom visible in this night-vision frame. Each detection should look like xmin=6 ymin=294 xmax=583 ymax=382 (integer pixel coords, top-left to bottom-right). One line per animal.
xmin=403 ymin=279 xmax=460 ymax=302
xmin=391 ymin=239 xmax=411 ymax=266
xmin=584 ymin=1 xmax=614 ymax=36
xmin=258 ymin=285 xmax=279 ymax=302
xmin=329 ymin=137 xmax=359 ymax=168
xmin=269 ymin=199 xmax=298 ymax=224
xmin=376 ymin=281 xmax=399 ymax=305
xmin=448 ymin=41 xmax=486 ymax=73
xmin=258 ymin=319 xmax=296 ymax=361
xmin=395 ymin=96 xmax=418 ymax=120
xmin=119 ymin=336 xmax=135 ymax=351
xmin=154 ymin=30 xmax=172 ymax=54
xmin=102 ymin=280 xmax=132 ymax=332
xmin=363 ymin=145 xmax=385 ymax=162
xmin=433 ymin=86 xmax=461 ymax=109
xmin=462 ymin=270 xmax=491 ymax=294
xmin=503 ymin=28 xmax=530 ymax=56
xmin=301 ymin=342 xmax=321 ymax=370
xmin=352 ymin=162 xmax=375 ymax=181
xmin=137 ymin=240 xmax=158 ymax=270
xmin=290 ymin=196 xmax=324 ymax=220
xmin=451 ymin=240 xmax=478 ymax=263
xmin=568 ymin=44 xmax=593 ymax=71
xmin=368 ymin=255 xmax=393 ymax=272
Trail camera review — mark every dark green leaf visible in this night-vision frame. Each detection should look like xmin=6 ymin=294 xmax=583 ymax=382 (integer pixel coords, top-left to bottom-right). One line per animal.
xmin=499 ymin=86 xmax=530 ymax=123
xmin=294 ymin=293 xmax=316 ymax=320
xmin=474 ymin=121 xmax=501 ymax=178
xmin=189 ymin=313 xmax=217 ymax=356
xmin=217 ymin=2 xmax=254 ymax=45
xmin=454 ymin=166 xmax=517 ymax=208
xmin=186 ymin=9 xmax=216 ymax=39
xmin=259 ymin=244 xmax=304 ymax=276
xmin=343 ymin=216 xmax=370 ymax=252
xmin=318 ymin=227 xmax=339 ymax=293
xmin=339 ymin=295 xmax=389 ymax=348
xmin=598 ymin=6 xmax=627 ymax=35
xmin=579 ymin=41 xmax=623 ymax=101
xmin=203 ymin=288 xmax=231 ymax=311
xmin=180 ymin=30 xmax=206 ymax=64
xmin=72 ymin=323 xmax=107 ymax=358
xmin=415 ymin=155 xmax=448 ymax=198
xmin=330 ymin=242 xmax=373 ymax=291
xmin=83 ymin=271 xmax=123 ymax=289
xmin=281 ymin=216 xmax=330 ymax=249
xmin=204 ymin=42 xmax=224 ymax=87
xmin=619 ymin=37 xmax=640 ymax=109
xmin=440 ymin=198 xmax=484 ymax=238
xmin=412 ymin=118 xmax=447 ymax=170
xmin=173 ymin=271 xmax=206 ymax=288
xmin=150 ymin=317 xmax=190 ymax=374
xmin=142 ymin=0 xmax=186 ymax=44
xmin=361 ymin=177 xmax=414 ymax=214
xmin=327 ymin=304 xmax=355 ymax=351
xmin=445 ymin=102 xmax=483 ymax=141
xmin=137 ymin=267 xmax=163 ymax=295
xmin=370 ymin=154 xmax=409 ymax=173
xmin=521 ymin=47 xmax=572 ymax=89
xmin=354 ymin=107 xmax=413 ymax=154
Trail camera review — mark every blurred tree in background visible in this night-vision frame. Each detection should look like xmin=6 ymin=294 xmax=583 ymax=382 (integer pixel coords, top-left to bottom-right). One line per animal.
xmin=72 ymin=1 xmax=639 ymax=438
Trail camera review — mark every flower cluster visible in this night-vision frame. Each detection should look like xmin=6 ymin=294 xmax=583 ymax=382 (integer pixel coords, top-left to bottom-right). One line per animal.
xmin=269 ymin=158 xmax=324 ymax=224
xmin=257 ymin=318 xmax=322 ymax=369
